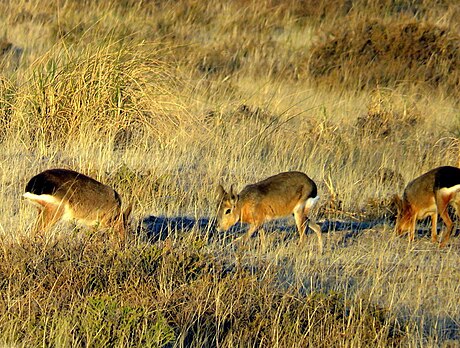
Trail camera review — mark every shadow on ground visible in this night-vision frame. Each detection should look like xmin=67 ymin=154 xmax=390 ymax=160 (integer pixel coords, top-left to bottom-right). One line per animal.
xmin=137 ymin=215 xmax=389 ymax=243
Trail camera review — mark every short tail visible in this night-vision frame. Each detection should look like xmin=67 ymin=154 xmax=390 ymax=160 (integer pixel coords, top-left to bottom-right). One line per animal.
xmin=305 ymin=195 xmax=319 ymax=210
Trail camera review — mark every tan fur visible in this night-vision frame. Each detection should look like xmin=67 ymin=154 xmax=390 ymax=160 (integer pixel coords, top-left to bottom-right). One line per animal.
xmin=217 ymin=171 xmax=322 ymax=251
xmin=394 ymin=166 xmax=460 ymax=247
xmin=24 ymin=168 xmax=132 ymax=242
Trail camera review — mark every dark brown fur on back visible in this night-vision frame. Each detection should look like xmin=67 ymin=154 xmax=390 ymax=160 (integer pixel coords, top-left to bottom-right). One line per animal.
xmin=239 ymin=171 xmax=317 ymax=202
xmin=27 ymin=168 xmax=118 ymax=215
xmin=26 ymin=169 xmax=107 ymax=196
xmin=433 ymin=166 xmax=460 ymax=190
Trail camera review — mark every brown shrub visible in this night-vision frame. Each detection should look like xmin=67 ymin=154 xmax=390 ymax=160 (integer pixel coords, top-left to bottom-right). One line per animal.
xmin=227 ymin=0 xmax=459 ymax=25
xmin=355 ymin=89 xmax=421 ymax=139
xmin=309 ymin=18 xmax=460 ymax=96
xmin=196 ymin=47 xmax=243 ymax=76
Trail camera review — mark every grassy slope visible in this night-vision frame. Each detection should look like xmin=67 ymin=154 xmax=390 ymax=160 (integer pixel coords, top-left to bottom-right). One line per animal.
xmin=0 ymin=0 xmax=459 ymax=346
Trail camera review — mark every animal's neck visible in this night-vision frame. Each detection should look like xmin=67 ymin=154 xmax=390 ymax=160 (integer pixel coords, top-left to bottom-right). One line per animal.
xmin=238 ymin=201 xmax=253 ymax=224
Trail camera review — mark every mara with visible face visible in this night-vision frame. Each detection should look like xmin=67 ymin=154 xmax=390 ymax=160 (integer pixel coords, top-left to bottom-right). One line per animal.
xmin=217 ymin=171 xmax=322 ymax=250
xmin=23 ymin=168 xmax=132 ymax=242
xmin=394 ymin=166 xmax=460 ymax=247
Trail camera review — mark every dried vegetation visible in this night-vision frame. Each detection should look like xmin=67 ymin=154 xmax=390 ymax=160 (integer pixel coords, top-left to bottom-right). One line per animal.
xmin=0 ymin=0 xmax=458 ymax=346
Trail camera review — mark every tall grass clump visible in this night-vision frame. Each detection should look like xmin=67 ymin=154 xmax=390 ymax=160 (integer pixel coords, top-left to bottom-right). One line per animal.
xmin=4 ymin=38 xmax=187 ymax=149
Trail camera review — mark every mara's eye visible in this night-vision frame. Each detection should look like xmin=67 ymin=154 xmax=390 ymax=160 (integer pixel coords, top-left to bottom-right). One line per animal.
xmin=225 ymin=208 xmax=231 ymax=215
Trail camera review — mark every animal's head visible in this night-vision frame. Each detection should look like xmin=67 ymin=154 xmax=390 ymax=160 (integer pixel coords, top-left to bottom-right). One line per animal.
xmin=216 ymin=184 xmax=239 ymax=232
xmin=393 ymin=194 xmax=412 ymax=236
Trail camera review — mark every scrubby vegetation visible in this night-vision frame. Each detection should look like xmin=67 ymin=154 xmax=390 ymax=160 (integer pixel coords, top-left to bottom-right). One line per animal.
xmin=0 ymin=235 xmax=406 ymax=347
xmin=309 ymin=18 xmax=460 ymax=96
xmin=0 ymin=0 xmax=459 ymax=346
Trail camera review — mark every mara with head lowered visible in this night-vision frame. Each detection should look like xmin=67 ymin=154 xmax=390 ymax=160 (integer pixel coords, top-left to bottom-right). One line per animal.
xmin=217 ymin=171 xmax=322 ymax=251
xmin=23 ymin=168 xmax=132 ymax=242
xmin=394 ymin=166 xmax=460 ymax=247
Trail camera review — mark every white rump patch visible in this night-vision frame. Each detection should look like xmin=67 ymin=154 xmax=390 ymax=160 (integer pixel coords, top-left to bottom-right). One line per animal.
xmin=23 ymin=192 xmax=75 ymax=221
xmin=23 ymin=192 xmax=103 ymax=226
xmin=439 ymin=184 xmax=460 ymax=196
xmin=305 ymin=196 xmax=320 ymax=209
xmin=23 ymin=192 xmax=61 ymax=205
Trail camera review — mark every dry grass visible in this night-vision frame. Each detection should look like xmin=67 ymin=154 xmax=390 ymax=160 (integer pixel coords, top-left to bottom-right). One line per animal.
xmin=0 ymin=233 xmax=410 ymax=347
xmin=309 ymin=18 xmax=460 ymax=97
xmin=0 ymin=0 xmax=459 ymax=346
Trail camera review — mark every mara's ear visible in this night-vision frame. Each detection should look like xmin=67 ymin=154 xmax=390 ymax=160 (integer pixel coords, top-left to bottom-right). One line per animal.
xmin=392 ymin=194 xmax=403 ymax=213
xmin=217 ymin=184 xmax=227 ymax=200
xmin=229 ymin=184 xmax=238 ymax=204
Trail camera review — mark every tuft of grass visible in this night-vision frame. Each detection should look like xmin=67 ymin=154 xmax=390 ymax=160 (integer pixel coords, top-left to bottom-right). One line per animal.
xmin=5 ymin=39 xmax=185 ymax=147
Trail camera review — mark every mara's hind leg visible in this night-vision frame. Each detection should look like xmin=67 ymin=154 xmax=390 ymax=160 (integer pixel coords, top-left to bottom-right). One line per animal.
xmin=307 ymin=222 xmax=323 ymax=254
xmin=294 ymin=209 xmax=323 ymax=253
xmin=294 ymin=203 xmax=307 ymax=243
xmin=103 ymin=213 xmax=126 ymax=246
xmin=303 ymin=199 xmax=323 ymax=252
xmin=438 ymin=199 xmax=454 ymax=248
xmin=429 ymin=212 xmax=438 ymax=243
xmin=34 ymin=203 xmax=63 ymax=237
xmin=448 ymin=198 xmax=460 ymax=245
xmin=115 ymin=203 xmax=133 ymax=244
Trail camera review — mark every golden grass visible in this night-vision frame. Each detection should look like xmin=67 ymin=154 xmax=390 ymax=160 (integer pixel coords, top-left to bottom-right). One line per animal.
xmin=0 ymin=0 xmax=459 ymax=346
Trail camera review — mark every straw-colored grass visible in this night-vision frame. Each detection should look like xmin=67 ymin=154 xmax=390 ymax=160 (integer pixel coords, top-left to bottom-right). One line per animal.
xmin=0 ymin=0 xmax=459 ymax=346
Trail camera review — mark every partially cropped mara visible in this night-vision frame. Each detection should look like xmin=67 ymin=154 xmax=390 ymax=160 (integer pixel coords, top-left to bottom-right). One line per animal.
xmin=394 ymin=165 xmax=460 ymax=247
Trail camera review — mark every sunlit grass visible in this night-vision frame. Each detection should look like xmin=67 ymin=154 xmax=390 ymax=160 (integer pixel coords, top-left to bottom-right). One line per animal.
xmin=0 ymin=0 xmax=459 ymax=346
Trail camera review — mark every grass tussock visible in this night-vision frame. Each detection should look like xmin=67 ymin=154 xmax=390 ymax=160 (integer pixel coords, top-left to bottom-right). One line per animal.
xmin=4 ymin=41 xmax=186 ymax=147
